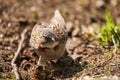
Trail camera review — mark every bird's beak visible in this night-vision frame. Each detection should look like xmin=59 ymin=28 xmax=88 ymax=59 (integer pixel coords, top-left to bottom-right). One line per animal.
xmin=51 ymin=37 xmax=56 ymax=41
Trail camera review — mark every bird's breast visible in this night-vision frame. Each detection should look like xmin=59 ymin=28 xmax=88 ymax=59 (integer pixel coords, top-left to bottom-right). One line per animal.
xmin=37 ymin=44 xmax=65 ymax=60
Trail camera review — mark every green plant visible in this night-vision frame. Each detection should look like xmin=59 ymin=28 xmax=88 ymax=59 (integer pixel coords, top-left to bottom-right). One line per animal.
xmin=98 ymin=10 xmax=120 ymax=52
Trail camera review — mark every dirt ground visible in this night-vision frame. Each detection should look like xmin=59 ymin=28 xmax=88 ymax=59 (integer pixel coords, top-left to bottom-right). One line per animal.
xmin=0 ymin=0 xmax=120 ymax=80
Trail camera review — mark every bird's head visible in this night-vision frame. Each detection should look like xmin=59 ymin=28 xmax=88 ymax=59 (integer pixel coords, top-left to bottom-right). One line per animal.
xmin=40 ymin=28 xmax=58 ymax=48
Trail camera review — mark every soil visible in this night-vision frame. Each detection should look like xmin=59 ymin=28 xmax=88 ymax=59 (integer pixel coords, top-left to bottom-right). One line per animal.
xmin=0 ymin=0 xmax=120 ymax=80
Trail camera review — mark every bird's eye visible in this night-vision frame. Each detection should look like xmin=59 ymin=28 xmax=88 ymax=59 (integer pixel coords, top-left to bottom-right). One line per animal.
xmin=64 ymin=26 xmax=66 ymax=29
xmin=42 ymin=35 xmax=47 ymax=38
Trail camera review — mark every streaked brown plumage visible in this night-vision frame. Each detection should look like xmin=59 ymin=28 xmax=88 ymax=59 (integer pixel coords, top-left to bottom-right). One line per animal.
xmin=30 ymin=10 xmax=68 ymax=61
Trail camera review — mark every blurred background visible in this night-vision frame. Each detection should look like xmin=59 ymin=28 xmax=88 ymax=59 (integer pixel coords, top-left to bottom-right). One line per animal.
xmin=0 ymin=0 xmax=120 ymax=80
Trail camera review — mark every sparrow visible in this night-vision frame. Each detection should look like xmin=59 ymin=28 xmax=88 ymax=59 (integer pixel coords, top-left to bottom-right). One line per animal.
xmin=30 ymin=10 xmax=68 ymax=65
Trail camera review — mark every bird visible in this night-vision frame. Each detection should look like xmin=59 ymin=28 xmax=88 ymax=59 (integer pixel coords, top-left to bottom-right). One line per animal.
xmin=30 ymin=10 xmax=68 ymax=66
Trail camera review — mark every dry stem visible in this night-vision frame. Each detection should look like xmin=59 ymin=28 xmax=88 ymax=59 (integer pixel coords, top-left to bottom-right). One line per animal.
xmin=11 ymin=28 xmax=28 ymax=80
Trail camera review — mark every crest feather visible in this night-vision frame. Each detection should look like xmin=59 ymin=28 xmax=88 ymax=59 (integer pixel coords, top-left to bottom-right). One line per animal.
xmin=51 ymin=10 xmax=65 ymax=27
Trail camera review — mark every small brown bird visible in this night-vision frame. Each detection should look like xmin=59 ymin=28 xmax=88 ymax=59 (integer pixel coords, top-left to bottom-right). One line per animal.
xmin=30 ymin=10 xmax=68 ymax=65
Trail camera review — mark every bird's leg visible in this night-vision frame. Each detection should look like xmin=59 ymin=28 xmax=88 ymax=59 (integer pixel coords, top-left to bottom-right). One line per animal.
xmin=34 ymin=50 xmax=46 ymax=69
xmin=36 ymin=56 xmax=46 ymax=70
xmin=37 ymin=56 xmax=42 ymax=66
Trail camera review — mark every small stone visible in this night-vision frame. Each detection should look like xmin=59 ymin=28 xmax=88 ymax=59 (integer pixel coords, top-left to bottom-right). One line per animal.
xmin=0 ymin=19 xmax=2 ymax=23
xmin=66 ymin=21 xmax=73 ymax=33
xmin=31 ymin=6 xmax=37 ymax=12
xmin=72 ymin=27 xmax=80 ymax=37
xmin=8 ymin=22 xmax=12 ymax=27
xmin=96 ymin=0 xmax=105 ymax=8
xmin=110 ymin=0 xmax=118 ymax=6
xmin=0 ymin=34 xmax=3 ymax=38
xmin=66 ymin=37 xmax=81 ymax=54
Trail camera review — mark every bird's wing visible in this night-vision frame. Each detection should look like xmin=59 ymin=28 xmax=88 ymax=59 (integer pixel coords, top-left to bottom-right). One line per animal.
xmin=30 ymin=24 xmax=45 ymax=49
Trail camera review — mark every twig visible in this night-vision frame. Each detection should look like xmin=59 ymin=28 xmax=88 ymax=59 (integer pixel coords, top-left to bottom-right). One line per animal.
xmin=11 ymin=28 xmax=28 ymax=80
